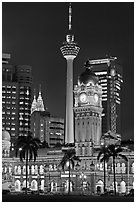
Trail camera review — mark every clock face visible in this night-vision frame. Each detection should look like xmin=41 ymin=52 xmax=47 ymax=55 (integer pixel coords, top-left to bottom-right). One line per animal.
xmin=94 ymin=93 xmax=99 ymax=102
xmin=79 ymin=93 xmax=87 ymax=103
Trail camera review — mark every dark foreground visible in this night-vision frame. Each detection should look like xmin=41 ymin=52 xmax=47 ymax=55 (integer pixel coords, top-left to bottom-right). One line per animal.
xmin=2 ymin=194 xmax=134 ymax=202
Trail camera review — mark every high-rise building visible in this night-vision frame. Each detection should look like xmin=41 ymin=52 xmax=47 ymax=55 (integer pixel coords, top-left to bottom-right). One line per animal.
xmin=2 ymin=54 xmax=33 ymax=145
xmin=60 ymin=3 xmax=80 ymax=144
xmin=31 ymin=88 xmax=64 ymax=147
xmin=87 ymin=57 xmax=123 ymax=135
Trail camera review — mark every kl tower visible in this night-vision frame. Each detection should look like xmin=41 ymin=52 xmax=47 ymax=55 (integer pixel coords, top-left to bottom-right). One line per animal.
xmin=60 ymin=3 xmax=80 ymax=144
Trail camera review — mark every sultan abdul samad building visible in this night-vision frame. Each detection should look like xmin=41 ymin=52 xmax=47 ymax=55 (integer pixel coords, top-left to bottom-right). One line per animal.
xmin=2 ymin=4 xmax=134 ymax=194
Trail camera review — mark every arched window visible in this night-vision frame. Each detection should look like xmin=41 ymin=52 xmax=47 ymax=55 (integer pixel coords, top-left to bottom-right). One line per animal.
xmin=54 ymin=164 xmax=57 ymax=171
xmin=49 ymin=164 xmax=53 ymax=171
xmin=40 ymin=165 xmax=44 ymax=174
xmin=9 ymin=166 xmax=12 ymax=174
xmin=120 ymin=181 xmax=126 ymax=193
xmin=34 ymin=165 xmax=38 ymax=174
xmin=96 ymin=180 xmax=104 ymax=194
xmin=23 ymin=166 xmax=26 ymax=175
xmin=15 ymin=180 xmax=21 ymax=192
xmin=121 ymin=163 xmax=126 ymax=174
xmin=4 ymin=166 xmax=7 ymax=173
xmin=18 ymin=166 xmax=21 ymax=175
xmin=116 ymin=163 xmax=121 ymax=173
xmin=31 ymin=165 xmax=35 ymax=175
xmin=14 ymin=166 xmax=18 ymax=174
xmin=31 ymin=180 xmax=38 ymax=191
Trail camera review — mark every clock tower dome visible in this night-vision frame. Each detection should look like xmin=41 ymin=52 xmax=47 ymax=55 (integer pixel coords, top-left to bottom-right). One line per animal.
xmin=74 ymin=61 xmax=103 ymax=156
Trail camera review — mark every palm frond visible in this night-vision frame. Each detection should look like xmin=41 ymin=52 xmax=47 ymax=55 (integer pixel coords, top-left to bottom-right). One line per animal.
xmin=118 ymin=153 xmax=128 ymax=161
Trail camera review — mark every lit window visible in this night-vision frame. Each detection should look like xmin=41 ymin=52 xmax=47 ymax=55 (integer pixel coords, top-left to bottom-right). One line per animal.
xmin=95 ymin=71 xmax=107 ymax=75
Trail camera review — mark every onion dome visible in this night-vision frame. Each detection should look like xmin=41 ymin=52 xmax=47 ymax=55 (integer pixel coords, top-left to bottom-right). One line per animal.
xmin=2 ymin=130 xmax=10 ymax=141
xmin=78 ymin=61 xmax=99 ymax=86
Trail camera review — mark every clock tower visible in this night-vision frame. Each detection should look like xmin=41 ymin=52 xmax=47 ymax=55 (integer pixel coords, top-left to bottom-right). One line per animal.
xmin=74 ymin=61 xmax=103 ymax=156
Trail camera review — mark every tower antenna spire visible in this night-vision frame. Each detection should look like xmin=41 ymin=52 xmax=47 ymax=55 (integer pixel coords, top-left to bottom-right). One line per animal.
xmin=69 ymin=3 xmax=72 ymax=31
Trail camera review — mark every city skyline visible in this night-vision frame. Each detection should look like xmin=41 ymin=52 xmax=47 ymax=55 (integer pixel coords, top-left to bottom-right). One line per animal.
xmin=2 ymin=2 xmax=134 ymax=141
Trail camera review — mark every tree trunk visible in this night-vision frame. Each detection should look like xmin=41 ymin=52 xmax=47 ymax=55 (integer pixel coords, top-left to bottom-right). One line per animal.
xmin=25 ymin=150 xmax=28 ymax=194
xmin=113 ymin=156 xmax=116 ymax=195
xmin=68 ymin=160 xmax=70 ymax=194
xmin=104 ymin=158 xmax=106 ymax=193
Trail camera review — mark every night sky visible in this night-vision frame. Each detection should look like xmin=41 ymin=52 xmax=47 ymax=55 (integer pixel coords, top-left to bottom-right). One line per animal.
xmin=2 ymin=2 xmax=134 ymax=141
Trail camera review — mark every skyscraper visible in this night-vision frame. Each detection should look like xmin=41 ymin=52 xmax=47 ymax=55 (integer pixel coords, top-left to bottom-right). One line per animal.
xmin=2 ymin=54 xmax=33 ymax=145
xmin=87 ymin=57 xmax=123 ymax=135
xmin=60 ymin=3 xmax=80 ymax=144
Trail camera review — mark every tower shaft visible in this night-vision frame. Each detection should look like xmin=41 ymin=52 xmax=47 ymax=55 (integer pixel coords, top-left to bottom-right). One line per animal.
xmin=65 ymin=57 xmax=74 ymax=144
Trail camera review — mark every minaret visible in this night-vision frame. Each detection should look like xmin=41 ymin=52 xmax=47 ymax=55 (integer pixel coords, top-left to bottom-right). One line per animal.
xmin=36 ymin=84 xmax=45 ymax=112
xmin=60 ymin=3 xmax=80 ymax=144
xmin=31 ymin=89 xmax=37 ymax=114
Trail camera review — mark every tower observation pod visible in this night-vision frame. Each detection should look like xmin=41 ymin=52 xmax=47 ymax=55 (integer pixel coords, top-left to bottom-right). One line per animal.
xmin=60 ymin=3 xmax=80 ymax=144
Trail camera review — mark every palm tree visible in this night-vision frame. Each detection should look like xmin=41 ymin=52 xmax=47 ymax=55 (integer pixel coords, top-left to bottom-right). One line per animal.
xmin=97 ymin=130 xmax=118 ymax=193
xmin=59 ymin=148 xmax=80 ymax=194
xmin=106 ymin=144 xmax=128 ymax=195
xmin=97 ymin=146 xmax=110 ymax=193
xmin=15 ymin=132 xmax=41 ymax=194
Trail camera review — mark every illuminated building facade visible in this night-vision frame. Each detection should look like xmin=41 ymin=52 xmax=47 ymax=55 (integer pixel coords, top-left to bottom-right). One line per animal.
xmin=2 ymin=54 xmax=33 ymax=145
xmin=60 ymin=3 xmax=80 ymax=144
xmin=87 ymin=57 xmax=123 ymax=135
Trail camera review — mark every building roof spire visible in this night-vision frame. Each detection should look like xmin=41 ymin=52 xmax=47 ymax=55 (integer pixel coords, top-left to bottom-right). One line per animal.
xmin=69 ymin=3 xmax=72 ymax=31
xmin=37 ymin=84 xmax=45 ymax=112
xmin=31 ymin=89 xmax=38 ymax=114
